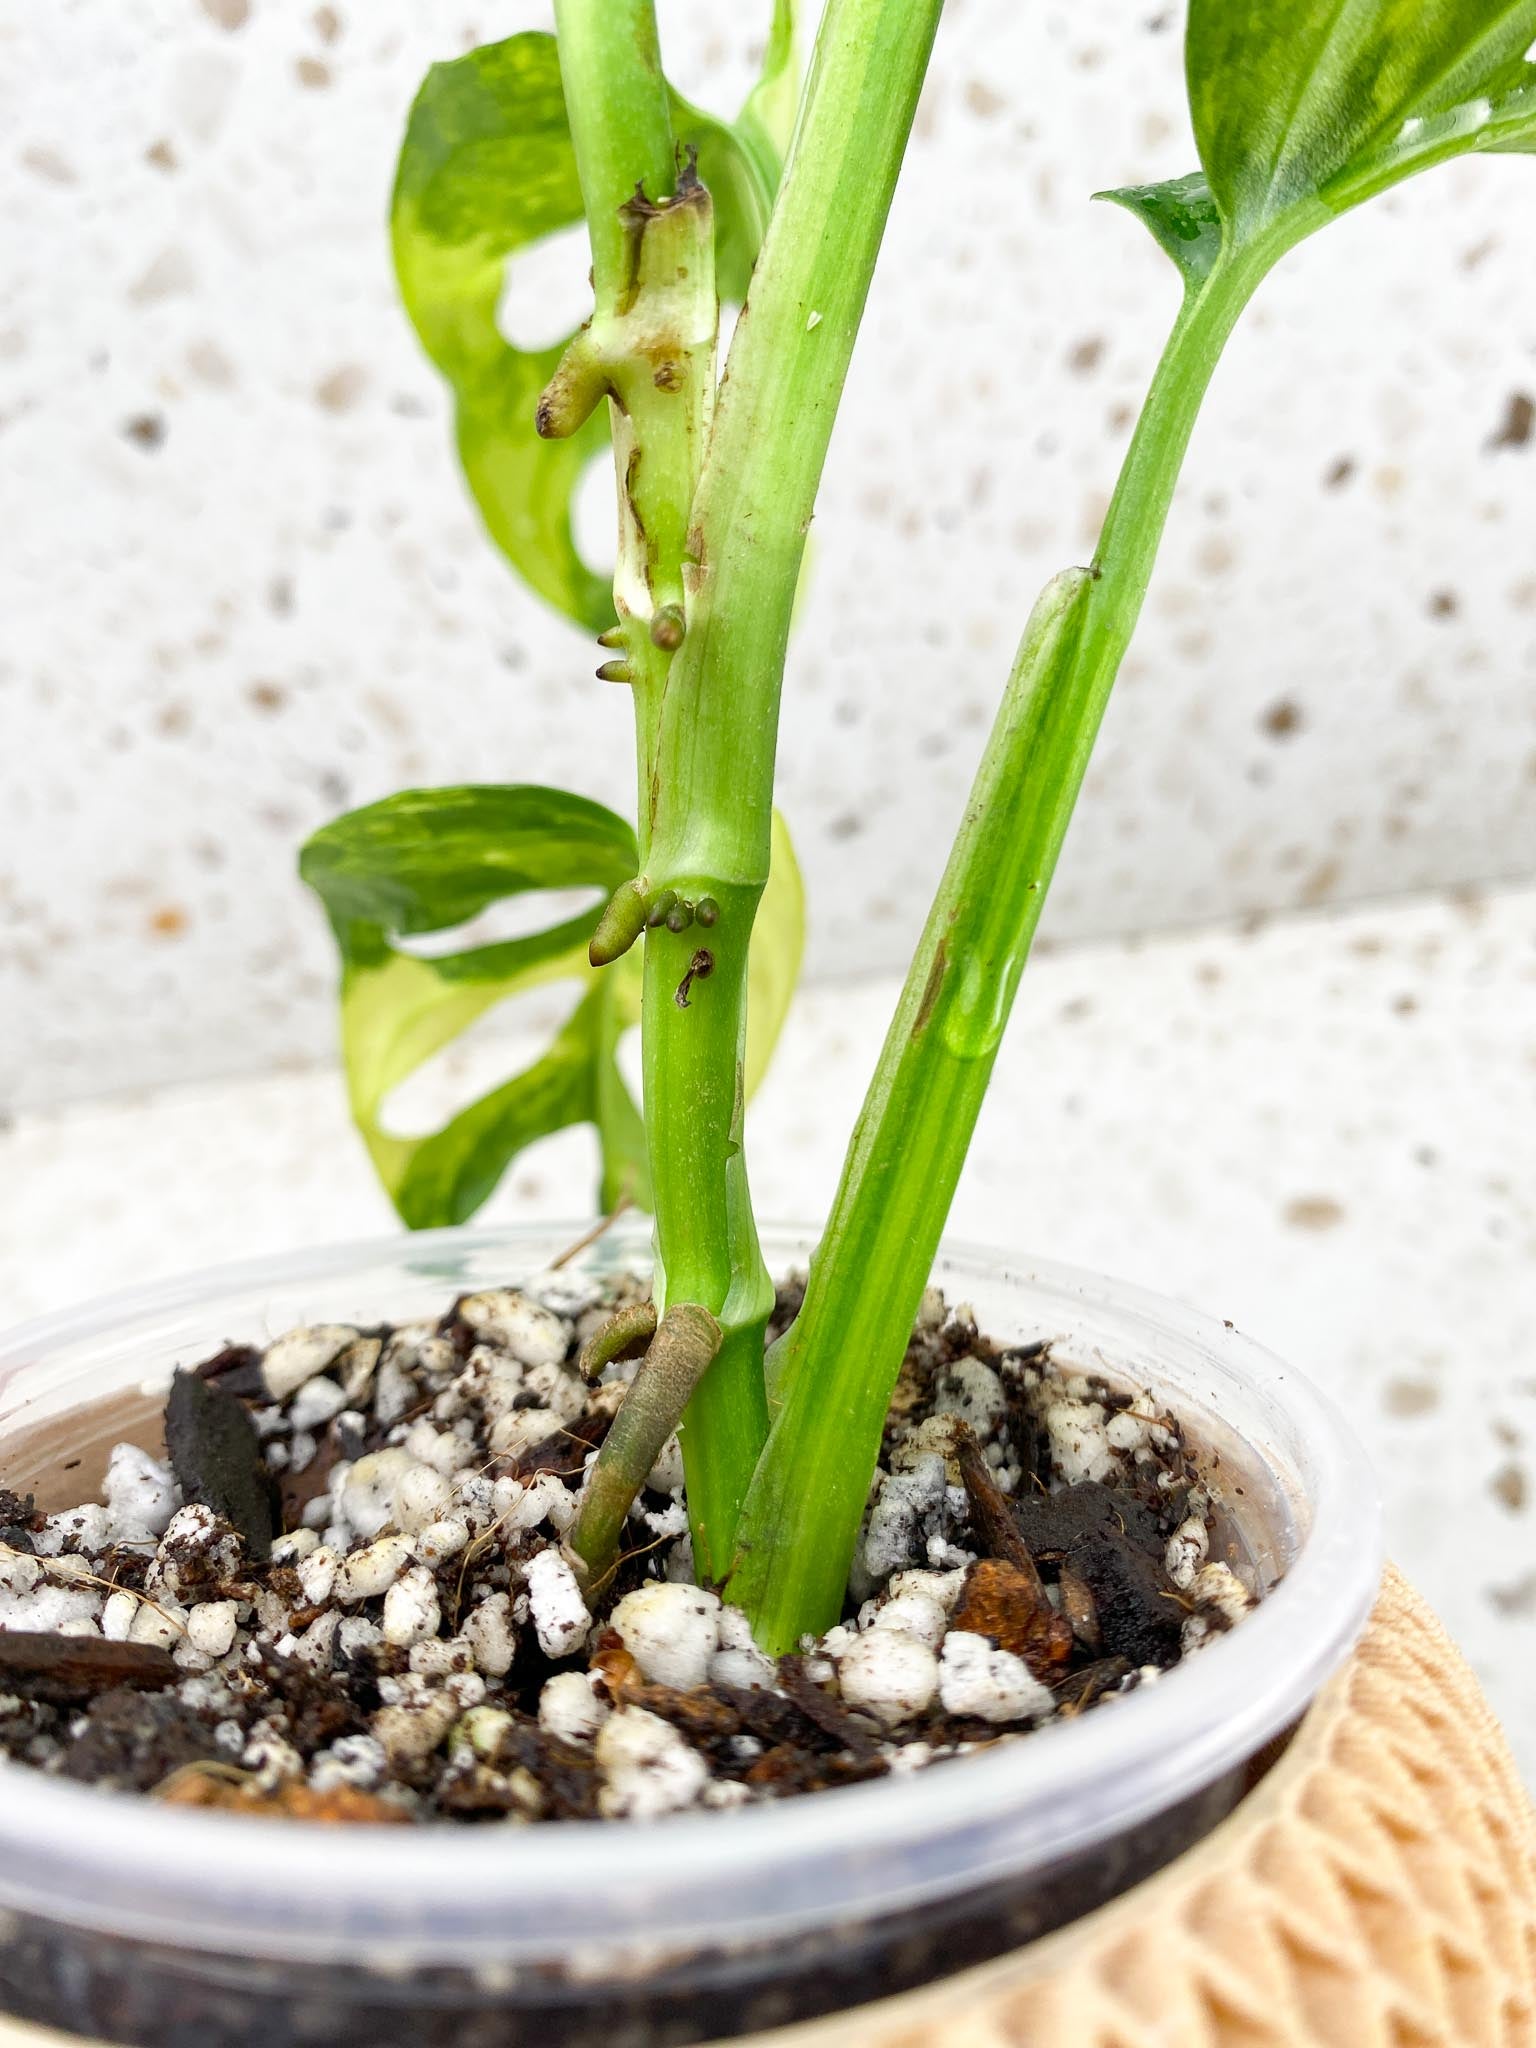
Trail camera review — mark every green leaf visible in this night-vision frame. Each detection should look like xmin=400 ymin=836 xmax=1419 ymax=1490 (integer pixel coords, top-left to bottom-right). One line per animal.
xmin=1095 ymin=171 xmax=1224 ymax=291
xmin=745 ymin=809 xmax=806 ymax=1096
xmin=393 ymin=34 xmax=610 ymax=633
xmin=392 ymin=28 xmax=799 ymax=631
xmin=301 ymin=784 xmax=645 ymax=1226
xmin=738 ymin=1 xmax=804 ymax=186
xmin=1186 ymin=0 xmax=1536 ymax=238
xmin=301 ymin=787 xmax=806 ymax=1228
xmin=301 ymin=783 xmax=636 ymax=967
xmin=1114 ymin=8 xmax=1536 ymax=286
xmin=385 ymin=979 xmax=648 ymax=1230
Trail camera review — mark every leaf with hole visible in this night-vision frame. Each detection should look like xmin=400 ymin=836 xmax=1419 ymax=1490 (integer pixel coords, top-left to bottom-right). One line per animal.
xmin=301 ymin=787 xmax=806 ymax=1227
xmin=393 ymin=28 xmax=798 ymax=631
xmin=300 ymin=784 xmax=644 ymax=1226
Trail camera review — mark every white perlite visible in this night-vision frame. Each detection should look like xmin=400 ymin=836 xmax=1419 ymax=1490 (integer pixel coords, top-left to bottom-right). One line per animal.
xmin=871 ymin=1589 xmax=948 ymax=1650
xmin=1165 ymin=1515 xmax=1210 ymax=1591
xmin=416 ymin=1518 xmax=470 ymax=1566
xmin=596 ymin=1707 xmax=709 ymax=1819
xmin=861 ymin=1454 xmax=948 ymax=1580
xmin=403 ymin=1420 xmax=475 ymax=1478
xmin=0 ymin=1554 xmax=43 ymax=1598
xmin=709 ymin=1605 xmax=776 ymax=1690
xmin=392 ymin=1462 xmax=455 ymax=1534
xmin=297 ymin=1545 xmax=339 ymax=1606
xmin=261 ymin=1324 xmax=357 ymax=1402
xmin=836 ymin=1629 xmax=939 ymax=1728
xmin=185 ymin=1600 xmax=239 ymax=1660
xmin=646 ymin=1435 xmax=685 ymax=1495
xmin=335 ymin=1535 xmax=414 ymax=1603
xmin=103 ymin=1443 xmax=179 ymax=1540
xmin=609 ymin=1582 xmax=721 ymax=1691
xmin=489 ymin=1408 xmax=562 ymax=1460
xmin=457 ymin=1290 xmax=568 ymax=1368
xmin=495 ymin=1470 xmax=573 ymax=1536
xmin=100 ymin=1589 xmax=139 ymax=1641
xmin=0 ymin=1579 xmax=103 ymax=1632
xmin=937 ymin=1630 xmax=1053 ymax=1724
xmin=339 ymin=1448 xmax=416 ymax=1542
xmin=463 ymin=1592 xmax=516 ymax=1677
xmin=129 ymin=1599 xmax=185 ymax=1652
xmin=931 ymin=1357 xmax=1007 ymax=1438
xmin=538 ymin=1669 xmax=609 ymax=1745
xmin=373 ymin=1693 xmax=460 ymax=1766
xmin=1191 ymin=1560 xmax=1254 ymax=1625
xmin=43 ymin=1503 xmax=113 ymax=1556
xmin=524 ymin=1549 xmax=590 ymax=1658
xmin=311 ymin=1733 xmax=387 ymax=1792
xmin=382 ymin=1566 xmax=442 ymax=1648
xmin=287 ymin=1374 xmax=349 ymax=1433
xmin=1043 ymin=1397 xmax=1117 ymax=1486
xmin=888 ymin=1567 xmax=967 ymax=1613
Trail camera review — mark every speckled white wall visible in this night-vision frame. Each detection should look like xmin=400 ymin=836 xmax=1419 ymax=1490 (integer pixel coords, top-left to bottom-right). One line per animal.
xmin=2 ymin=0 xmax=1535 ymax=1112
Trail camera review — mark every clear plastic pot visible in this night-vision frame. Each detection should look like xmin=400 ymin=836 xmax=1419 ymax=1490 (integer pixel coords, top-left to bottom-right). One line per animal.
xmin=0 ymin=1222 xmax=1381 ymax=2048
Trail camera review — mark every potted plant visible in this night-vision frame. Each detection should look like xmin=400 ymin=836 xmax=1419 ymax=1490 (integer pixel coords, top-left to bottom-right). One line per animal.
xmin=0 ymin=3 xmax=1531 ymax=2044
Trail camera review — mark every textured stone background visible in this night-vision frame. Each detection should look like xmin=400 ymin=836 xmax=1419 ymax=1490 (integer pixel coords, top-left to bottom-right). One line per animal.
xmin=2 ymin=0 xmax=1535 ymax=1113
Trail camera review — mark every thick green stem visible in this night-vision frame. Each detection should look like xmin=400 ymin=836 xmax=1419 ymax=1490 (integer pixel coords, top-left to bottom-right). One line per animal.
xmin=728 ymin=249 xmax=1269 ymax=1649
xmin=640 ymin=0 xmax=948 ymax=1580
xmin=548 ymin=0 xmax=709 ymax=832
xmin=550 ymin=0 xmax=675 ymax=308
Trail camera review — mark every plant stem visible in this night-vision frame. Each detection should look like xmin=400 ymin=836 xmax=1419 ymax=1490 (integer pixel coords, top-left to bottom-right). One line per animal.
xmin=550 ymin=1 xmax=675 ymax=307
xmin=546 ymin=0 xmax=742 ymax=1564
xmin=547 ymin=0 xmax=708 ymax=831
xmin=640 ymin=0 xmax=948 ymax=1579
xmin=728 ymin=248 xmax=1269 ymax=1649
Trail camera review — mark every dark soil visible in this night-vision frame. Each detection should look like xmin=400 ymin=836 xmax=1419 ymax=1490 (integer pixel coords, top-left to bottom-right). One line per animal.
xmin=0 ymin=1275 xmax=1252 ymax=1823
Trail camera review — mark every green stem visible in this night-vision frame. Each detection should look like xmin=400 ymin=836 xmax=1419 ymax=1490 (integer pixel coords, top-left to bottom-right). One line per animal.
xmin=729 ymin=248 xmax=1269 ymax=1649
xmin=641 ymin=0 xmax=948 ymax=1580
xmin=547 ymin=0 xmax=705 ymax=833
xmin=550 ymin=0 xmax=675 ymax=307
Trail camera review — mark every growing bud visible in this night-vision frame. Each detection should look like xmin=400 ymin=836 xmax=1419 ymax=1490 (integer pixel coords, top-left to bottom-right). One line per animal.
xmin=589 ymin=878 xmax=650 ymax=967
xmin=649 ymin=604 xmax=686 ymax=651
xmin=597 ymin=624 xmax=627 ymax=650
xmin=664 ymin=901 xmax=692 ymax=933
xmin=694 ymin=896 xmax=719 ymax=927
xmin=596 ymin=659 xmax=636 ymax=685
xmin=645 ymin=888 xmax=678 ymax=929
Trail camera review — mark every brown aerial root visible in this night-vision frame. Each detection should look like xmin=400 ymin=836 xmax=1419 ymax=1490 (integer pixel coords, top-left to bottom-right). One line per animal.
xmin=567 ymin=1302 xmax=722 ymax=1596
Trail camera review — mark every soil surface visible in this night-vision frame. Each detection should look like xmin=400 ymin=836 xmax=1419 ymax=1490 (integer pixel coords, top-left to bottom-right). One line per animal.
xmin=0 ymin=1267 xmax=1256 ymax=1823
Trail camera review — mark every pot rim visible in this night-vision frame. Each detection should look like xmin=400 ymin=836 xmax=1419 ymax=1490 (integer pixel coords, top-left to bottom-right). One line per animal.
xmin=0 ymin=1220 xmax=1382 ymax=1966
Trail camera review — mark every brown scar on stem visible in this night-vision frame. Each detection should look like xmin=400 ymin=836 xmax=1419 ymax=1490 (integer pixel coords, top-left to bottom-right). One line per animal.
xmin=913 ymin=937 xmax=948 ymax=1035
xmin=675 ymin=947 xmax=715 ymax=1009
